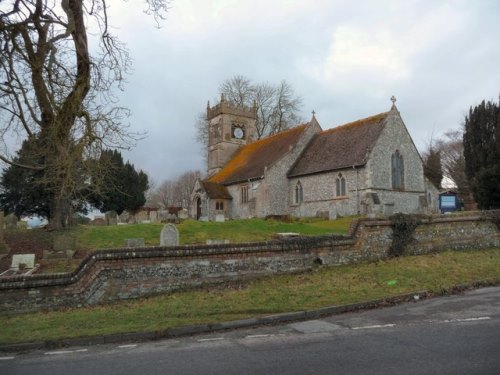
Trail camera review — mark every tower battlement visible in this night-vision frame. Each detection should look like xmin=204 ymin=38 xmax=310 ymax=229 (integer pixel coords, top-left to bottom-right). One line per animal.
xmin=207 ymin=95 xmax=257 ymax=120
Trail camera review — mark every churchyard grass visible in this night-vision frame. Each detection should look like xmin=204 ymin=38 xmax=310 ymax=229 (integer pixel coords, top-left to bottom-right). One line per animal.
xmin=75 ymin=217 xmax=354 ymax=249
xmin=0 ymin=248 xmax=499 ymax=344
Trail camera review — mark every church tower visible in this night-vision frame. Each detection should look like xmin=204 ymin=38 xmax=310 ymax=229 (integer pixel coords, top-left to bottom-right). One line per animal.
xmin=206 ymin=94 xmax=257 ymax=177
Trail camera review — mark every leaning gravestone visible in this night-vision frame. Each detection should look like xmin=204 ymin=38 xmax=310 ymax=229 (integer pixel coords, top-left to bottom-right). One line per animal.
xmin=160 ymin=223 xmax=179 ymax=246
xmin=5 ymin=213 xmax=17 ymax=230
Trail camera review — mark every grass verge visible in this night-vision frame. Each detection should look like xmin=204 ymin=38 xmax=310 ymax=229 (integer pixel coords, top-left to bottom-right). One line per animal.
xmin=0 ymin=248 xmax=499 ymax=345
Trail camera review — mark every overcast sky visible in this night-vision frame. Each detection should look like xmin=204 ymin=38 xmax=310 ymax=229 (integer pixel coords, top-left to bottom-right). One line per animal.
xmin=105 ymin=0 xmax=500 ymax=186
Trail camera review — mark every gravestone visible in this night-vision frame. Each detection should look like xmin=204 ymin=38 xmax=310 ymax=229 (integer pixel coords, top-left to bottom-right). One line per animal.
xmin=124 ymin=238 xmax=145 ymax=247
xmin=91 ymin=216 xmax=106 ymax=226
xmin=105 ymin=210 xmax=118 ymax=225
xmin=11 ymin=254 xmax=35 ymax=271
xmin=158 ymin=210 xmax=168 ymax=222
xmin=215 ymin=214 xmax=225 ymax=222
xmin=5 ymin=213 xmax=17 ymax=230
xmin=178 ymin=208 xmax=188 ymax=220
xmin=160 ymin=223 xmax=179 ymax=246
xmin=118 ymin=211 xmax=130 ymax=224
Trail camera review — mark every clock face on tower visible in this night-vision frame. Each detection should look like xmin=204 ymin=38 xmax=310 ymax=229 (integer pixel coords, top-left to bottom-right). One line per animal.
xmin=232 ymin=126 xmax=244 ymax=139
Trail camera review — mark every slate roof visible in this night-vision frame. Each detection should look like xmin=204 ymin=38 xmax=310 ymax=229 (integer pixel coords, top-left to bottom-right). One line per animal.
xmin=288 ymin=112 xmax=389 ymax=177
xmin=200 ymin=181 xmax=232 ymax=199
xmin=209 ymin=124 xmax=309 ymax=185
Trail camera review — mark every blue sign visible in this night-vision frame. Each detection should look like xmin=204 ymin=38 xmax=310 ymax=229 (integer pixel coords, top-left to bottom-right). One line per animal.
xmin=439 ymin=194 xmax=457 ymax=213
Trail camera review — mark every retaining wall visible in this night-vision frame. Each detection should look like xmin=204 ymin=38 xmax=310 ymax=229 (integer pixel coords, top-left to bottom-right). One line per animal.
xmin=0 ymin=215 xmax=498 ymax=314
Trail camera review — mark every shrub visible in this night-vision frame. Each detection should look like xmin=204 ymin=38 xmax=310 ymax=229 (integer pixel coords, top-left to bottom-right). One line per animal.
xmin=389 ymin=213 xmax=421 ymax=257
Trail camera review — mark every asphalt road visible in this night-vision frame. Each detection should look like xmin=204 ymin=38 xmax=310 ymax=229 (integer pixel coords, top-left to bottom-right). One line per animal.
xmin=1 ymin=286 xmax=499 ymax=375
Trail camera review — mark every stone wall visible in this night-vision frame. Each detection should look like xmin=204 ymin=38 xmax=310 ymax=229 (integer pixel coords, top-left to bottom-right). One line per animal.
xmin=289 ymin=167 xmax=364 ymax=218
xmin=0 ymin=215 xmax=498 ymax=314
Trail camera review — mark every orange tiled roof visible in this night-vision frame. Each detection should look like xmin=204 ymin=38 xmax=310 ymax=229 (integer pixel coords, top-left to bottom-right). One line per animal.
xmin=288 ymin=112 xmax=389 ymax=177
xmin=200 ymin=181 xmax=232 ymax=199
xmin=209 ymin=124 xmax=308 ymax=185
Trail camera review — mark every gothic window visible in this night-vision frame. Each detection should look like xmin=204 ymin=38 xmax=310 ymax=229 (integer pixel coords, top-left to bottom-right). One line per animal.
xmin=295 ymin=181 xmax=303 ymax=203
xmin=215 ymin=201 xmax=224 ymax=210
xmin=241 ymin=185 xmax=249 ymax=203
xmin=391 ymin=150 xmax=404 ymax=190
xmin=336 ymin=173 xmax=346 ymax=197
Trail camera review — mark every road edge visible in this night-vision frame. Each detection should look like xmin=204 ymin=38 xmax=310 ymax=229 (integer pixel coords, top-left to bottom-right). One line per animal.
xmin=1 ymin=278 xmax=498 ymax=353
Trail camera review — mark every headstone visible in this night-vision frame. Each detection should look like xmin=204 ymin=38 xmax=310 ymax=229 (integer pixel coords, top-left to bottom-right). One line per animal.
xmin=105 ymin=210 xmax=118 ymax=225
xmin=178 ymin=208 xmax=189 ymax=220
xmin=273 ymin=232 xmax=300 ymax=240
xmin=149 ymin=210 xmax=158 ymax=222
xmin=160 ymin=223 xmax=179 ymax=246
xmin=91 ymin=216 xmax=106 ymax=226
xmin=215 ymin=214 xmax=225 ymax=222
xmin=11 ymin=254 xmax=35 ymax=271
xmin=5 ymin=213 xmax=17 ymax=230
xmin=206 ymin=239 xmax=230 ymax=245
xmin=118 ymin=211 xmax=130 ymax=224
xmin=17 ymin=221 xmax=28 ymax=230
xmin=124 ymin=238 xmax=145 ymax=247
xmin=158 ymin=210 xmax=168 ymax=222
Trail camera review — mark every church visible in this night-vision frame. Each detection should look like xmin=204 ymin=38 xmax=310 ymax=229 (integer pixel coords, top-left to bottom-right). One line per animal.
xmin=191 ymin=95 xmax=439 ymax=221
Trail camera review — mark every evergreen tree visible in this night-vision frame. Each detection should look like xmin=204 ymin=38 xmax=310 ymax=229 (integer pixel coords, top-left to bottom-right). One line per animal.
xmin=88 ymin=150 xmax=149 ymax=215
xmin=423 ymin=147 xmax=443 ymax=189
xmin=0 ymin=139 xmax=51 ymax=218
xmin=463 ymin=97 xmax=500 ymax=209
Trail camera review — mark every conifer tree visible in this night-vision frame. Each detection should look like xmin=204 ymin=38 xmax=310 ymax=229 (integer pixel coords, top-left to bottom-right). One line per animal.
xmin=463 ymin=97 xmax=500 ymax=209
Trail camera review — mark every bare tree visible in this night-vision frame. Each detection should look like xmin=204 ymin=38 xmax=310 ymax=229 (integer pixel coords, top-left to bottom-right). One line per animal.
xmin=0 ymin=0 xmax=169 ymax=228
xmin=219 ymin=75 xmax=253 ymax=106
xmin=196 ymin=75 xmax=303 ymax=148
xmin=435 ymin=130 xmax=470 ymax=196
xmin=150 ymin=170 xmax=201 ymax=209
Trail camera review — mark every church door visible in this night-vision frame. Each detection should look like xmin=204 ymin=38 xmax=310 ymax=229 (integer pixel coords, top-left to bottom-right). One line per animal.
xmin=196 ymin=198 xmax=202 ymax=220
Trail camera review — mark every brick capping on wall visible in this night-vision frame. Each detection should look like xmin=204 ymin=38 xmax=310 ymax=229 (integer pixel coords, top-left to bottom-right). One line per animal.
xmin=0 ymin=214 xmax=498 ymax=314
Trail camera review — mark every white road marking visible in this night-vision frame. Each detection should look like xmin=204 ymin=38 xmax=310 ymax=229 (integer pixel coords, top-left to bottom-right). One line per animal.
xmin=44 ymin=349 xmax=88 ymax=355
xmin=0 ymin=357 xmax=15 ymax=360
xmin=442 ymin=317 xmax=491 ymax=323
xmin=197 ymin=338 xmax=225 ymax=342
xmin=118 ymin=344 xmax=138 ymax=349
xmin=246 ymin=334 xmax=272 ymax=338
xmin=352 ymin=324 xmax=396 ymax=330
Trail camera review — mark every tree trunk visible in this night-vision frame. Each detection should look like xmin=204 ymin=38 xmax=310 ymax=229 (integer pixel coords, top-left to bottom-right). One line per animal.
xmin=50 ymin=195 xmax=72 ymax=230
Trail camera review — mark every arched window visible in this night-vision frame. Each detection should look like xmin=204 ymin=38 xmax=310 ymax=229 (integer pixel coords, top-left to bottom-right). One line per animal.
xmin=392 ymin=150 xmax=404 ymax=190
xmin=295 ymin=181 xmax=303 ymax=203
xmin=335 ymin=173 xmax=346 ymax=197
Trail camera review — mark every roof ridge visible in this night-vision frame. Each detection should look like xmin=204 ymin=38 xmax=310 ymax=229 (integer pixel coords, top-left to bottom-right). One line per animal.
xmin=321 ymin=111 xmax=389 ymax=135
xmin=208 ymin=123 xmax=310 ymax=184
xmin=256 ymin=123 xmax=308 ymax=143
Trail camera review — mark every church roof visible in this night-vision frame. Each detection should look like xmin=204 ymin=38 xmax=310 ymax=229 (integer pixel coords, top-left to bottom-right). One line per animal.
xmin=209 ymin=124 xmax=309 ymax=185
xmin=200 ymin=181 xmax=232 ymax=199
xmin=288 ymin=112 xmax=389 ymax=177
